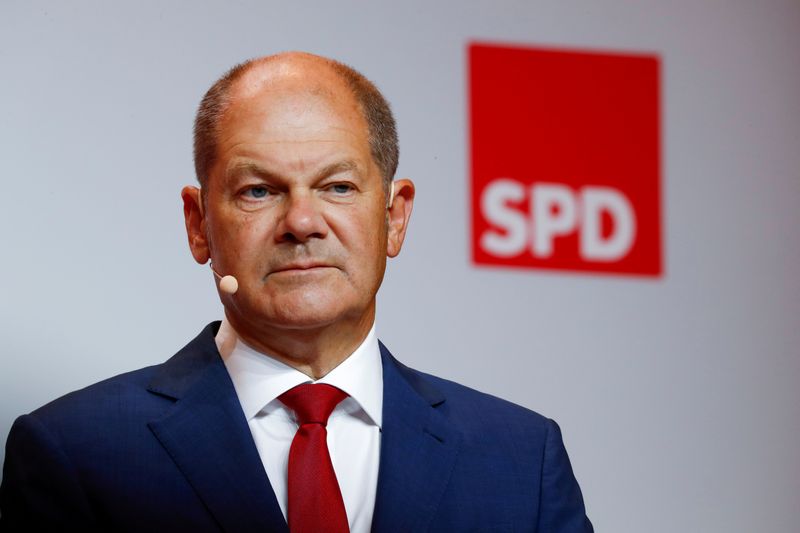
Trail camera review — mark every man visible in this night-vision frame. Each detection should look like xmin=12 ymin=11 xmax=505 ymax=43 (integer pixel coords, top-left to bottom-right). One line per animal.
xmin=1 ymin=52 xmax=592 ymax=532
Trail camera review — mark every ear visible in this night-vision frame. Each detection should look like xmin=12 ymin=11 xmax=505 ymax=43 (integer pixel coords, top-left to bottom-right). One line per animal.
xmin=386 ymin=178 xmax=415 ymax=258
xmin=181 ymin=185 xmax=210 ymax=264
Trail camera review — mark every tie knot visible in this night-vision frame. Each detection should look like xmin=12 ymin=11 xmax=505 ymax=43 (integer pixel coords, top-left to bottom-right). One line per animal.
xmin=278 ymin=383 xmax=348 ymax=426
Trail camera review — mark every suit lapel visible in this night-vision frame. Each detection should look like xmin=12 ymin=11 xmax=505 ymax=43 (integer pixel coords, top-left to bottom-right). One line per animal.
xmin=371 ymin=343 xmax=462 ymax=532
xmin=146 ymin=323 xmax=288 ymax=533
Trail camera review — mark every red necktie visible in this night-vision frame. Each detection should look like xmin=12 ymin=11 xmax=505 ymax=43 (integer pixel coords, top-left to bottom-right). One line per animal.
xmin=278 ymin=383 xmax=350 ymax=533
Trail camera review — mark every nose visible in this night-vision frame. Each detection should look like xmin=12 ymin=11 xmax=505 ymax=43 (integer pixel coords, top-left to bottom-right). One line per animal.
xmin=276 ymin=190 xmax=328 ymax=244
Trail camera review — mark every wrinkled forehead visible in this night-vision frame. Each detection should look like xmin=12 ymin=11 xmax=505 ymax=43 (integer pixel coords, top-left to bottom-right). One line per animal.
xmin=231 ymin=57 xmax=361 ymax=117
xmin=220 ymin=74 xmax=368 ymax=145
xmin=215 ymin=60 xmax=369 ymax=150
xmin=206 ymin=58 xmax=375 ymax=184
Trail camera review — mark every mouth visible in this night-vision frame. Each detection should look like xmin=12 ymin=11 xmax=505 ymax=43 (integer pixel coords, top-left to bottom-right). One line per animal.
xmin=270 ymin=262 xmax=336 ymax=275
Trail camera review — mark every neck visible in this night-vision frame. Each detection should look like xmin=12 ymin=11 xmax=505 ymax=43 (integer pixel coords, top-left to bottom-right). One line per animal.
xmin=224 ymin=308 xmax=375 ymax=380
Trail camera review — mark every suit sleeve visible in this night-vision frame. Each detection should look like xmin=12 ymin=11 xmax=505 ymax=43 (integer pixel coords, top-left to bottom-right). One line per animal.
xmin=0 ymin=414 xmax=98 ymax=531
xmin=537 ymin=418 xmax=594 ymax=533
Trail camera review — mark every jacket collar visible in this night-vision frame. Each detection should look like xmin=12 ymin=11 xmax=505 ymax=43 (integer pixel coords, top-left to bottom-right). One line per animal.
xmin=371 ymin=342 xmax=462 ymax=532
xmin=146 ymin=322 xmax=288 ymax=532
xmin=146 ymin=323 xmax=461 ymax=533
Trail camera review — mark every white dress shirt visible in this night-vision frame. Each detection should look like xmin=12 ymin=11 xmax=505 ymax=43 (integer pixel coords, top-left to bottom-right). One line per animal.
xmin=215 ymin=317 xmax=383 ymax=533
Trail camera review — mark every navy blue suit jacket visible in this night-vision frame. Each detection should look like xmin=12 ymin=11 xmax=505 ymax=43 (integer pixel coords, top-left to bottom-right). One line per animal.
xmin=1 ymin=322 xmax=592 ymax=532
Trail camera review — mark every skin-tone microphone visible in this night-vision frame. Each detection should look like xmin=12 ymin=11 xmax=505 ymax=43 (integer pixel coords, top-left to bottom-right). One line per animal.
xmin=197 ymin=192 xmax=238 ymax=295
xmin=210 ymin=264 xmax=239 ymax=295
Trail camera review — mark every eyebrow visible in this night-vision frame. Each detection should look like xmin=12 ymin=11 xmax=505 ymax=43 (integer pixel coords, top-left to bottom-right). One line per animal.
xmin=225 ymin=161 xmax=279 ymax=182
xmin=225 ymin=160 xmax=362 ymax=183
xmin=317 ymin=160 xmax=361 ymax=180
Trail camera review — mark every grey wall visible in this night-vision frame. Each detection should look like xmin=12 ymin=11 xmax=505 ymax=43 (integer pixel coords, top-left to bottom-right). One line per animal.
xmin=2 ymin=1 xmax=799 ymax=531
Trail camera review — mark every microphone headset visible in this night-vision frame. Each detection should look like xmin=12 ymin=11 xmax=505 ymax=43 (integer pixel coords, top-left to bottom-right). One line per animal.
xmin=210 ymin=265 xmax=239 ymax=295
xmin=200 ymin=181 xmax=396 ymax=297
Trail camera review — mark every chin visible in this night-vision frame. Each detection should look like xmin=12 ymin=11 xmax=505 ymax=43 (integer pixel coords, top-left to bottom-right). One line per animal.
xmin=260 ymin=310 xmax=347 ymax=331
xmin=259 ymin=293 xmax=356 ymax=330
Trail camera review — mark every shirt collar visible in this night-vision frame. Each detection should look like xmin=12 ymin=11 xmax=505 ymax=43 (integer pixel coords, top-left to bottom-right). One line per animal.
xmin=216 ymin=316 xmax=383 ymax=428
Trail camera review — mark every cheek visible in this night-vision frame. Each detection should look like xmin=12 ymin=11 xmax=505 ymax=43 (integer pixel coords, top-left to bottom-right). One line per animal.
xmin=347 ymin=220 xmax=389 ymax=287
xmin=215 ymin=214 xmax=271 ymax=261
xmin=330 ymin=208 xmax=386 ymax=253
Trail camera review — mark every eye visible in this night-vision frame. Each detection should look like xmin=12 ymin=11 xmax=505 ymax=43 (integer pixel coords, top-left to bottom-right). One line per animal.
xmin=243 ymin=186 xmax=270 ymax=199
xmin=329 ymin=183 xmax=354 ymax=194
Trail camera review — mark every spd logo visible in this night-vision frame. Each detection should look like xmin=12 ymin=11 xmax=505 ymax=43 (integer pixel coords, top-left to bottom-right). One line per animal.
xmin=469 ymin=43 xmax=662 ymax=276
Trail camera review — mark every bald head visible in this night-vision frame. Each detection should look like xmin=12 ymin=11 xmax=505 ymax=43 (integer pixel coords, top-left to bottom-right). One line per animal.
xmin=193 ymin=52 xmax=399 ymax=191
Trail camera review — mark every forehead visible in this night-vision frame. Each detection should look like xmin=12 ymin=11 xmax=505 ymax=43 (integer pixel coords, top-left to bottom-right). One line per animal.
xmin=207 ymin=61 xmax=373 ymax=181
xmin=224 ymin=60 xmax=367 ymax=140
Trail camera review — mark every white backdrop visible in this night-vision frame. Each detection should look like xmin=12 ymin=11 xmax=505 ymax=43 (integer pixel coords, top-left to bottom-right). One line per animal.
xmin=2 ymin=1 xmax=799 ymax=531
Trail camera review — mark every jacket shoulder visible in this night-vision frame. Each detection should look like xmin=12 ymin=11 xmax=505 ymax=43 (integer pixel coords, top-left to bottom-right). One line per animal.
xmin=31 ymin=364 xmax=160 ymax=415
xmin=27 ymin=322 xmax=222 ymax=430
xmin=392 ymin=358 xmax=593 ymax=531
xmin=391 ymin=355 xmax=552 ymax=439
xmin=21 ymin=364 xmax=164 ymax=447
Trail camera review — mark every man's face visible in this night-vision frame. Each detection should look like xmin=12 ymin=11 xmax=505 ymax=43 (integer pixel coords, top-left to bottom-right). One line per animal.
xmin=197 ymin=68 xmax=392 ymax=334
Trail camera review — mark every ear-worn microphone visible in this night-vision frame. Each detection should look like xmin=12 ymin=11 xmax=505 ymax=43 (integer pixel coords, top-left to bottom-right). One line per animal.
xmin=196 ymin=189 xmax=238 ymax=295
xmin=210 ymin=264 xmax=239 ymax=295
xmin=387 ymin=181 xmax=395 ymax=209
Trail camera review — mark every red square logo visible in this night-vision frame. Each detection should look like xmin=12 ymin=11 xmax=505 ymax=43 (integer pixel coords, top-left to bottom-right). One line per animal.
xmin=469 ymin=42 xmax=662 ymax=277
